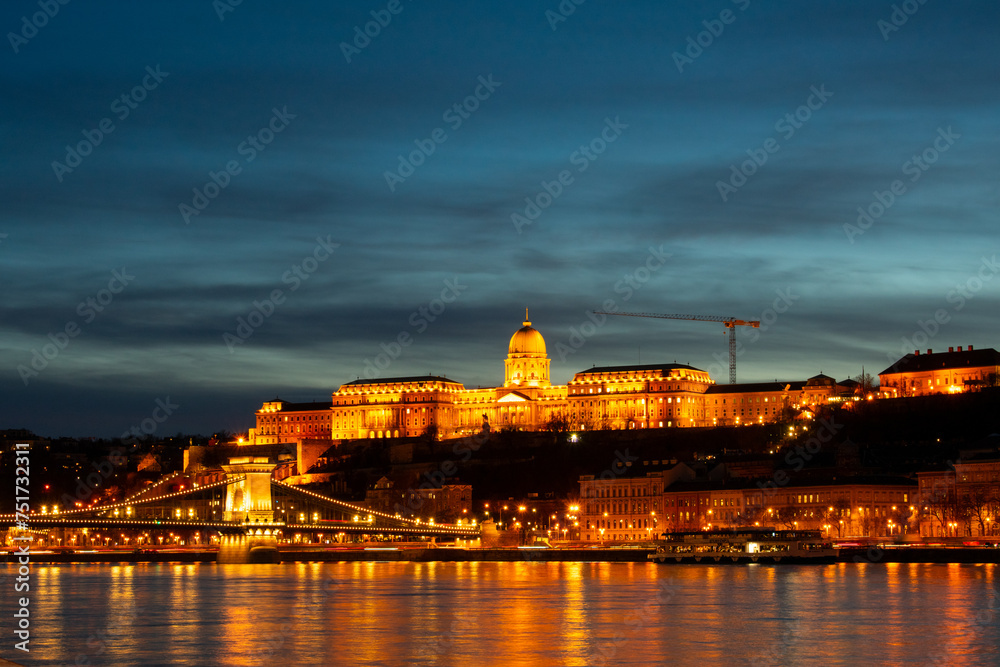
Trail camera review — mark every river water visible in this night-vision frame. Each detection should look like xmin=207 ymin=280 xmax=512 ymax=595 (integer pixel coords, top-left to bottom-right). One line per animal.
xmin=2 ymin=561 xmax=999 ymax=666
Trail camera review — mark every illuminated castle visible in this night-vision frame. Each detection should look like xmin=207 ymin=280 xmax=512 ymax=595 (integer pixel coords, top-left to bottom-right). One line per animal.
xmin=251 ymin=314 xmax=850 ymax=444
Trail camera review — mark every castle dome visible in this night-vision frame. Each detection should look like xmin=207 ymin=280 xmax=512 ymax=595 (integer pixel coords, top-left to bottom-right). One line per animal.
xmin=508 ymin=314 xmax=546 ymax=356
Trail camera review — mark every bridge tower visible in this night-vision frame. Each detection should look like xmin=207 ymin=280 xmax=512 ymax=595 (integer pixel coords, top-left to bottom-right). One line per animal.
xmin=221 ymin=456 xmax=277 ymax=523
xmin=219 ymin=456 xmax=283 ymax=563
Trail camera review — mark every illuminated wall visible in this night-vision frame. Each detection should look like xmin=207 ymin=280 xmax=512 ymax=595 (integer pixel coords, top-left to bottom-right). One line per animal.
xmin=566 ymin=364 xmax=714 ymax=430
xmin=879 ymin=347 xmax=1000 ymax=397
xmin=331 ymin=377 xmax=465 ymax=440
xmin=221 ymin=457 xmax=278 ymax=523
xmin=703 ymin=375 xmax=845 ymax=427
xmin=580 ymin=467 xmax=916 ymax=542
xmin=252 ymin=319 xmax=858 ymax=443
xmin=254 ymin=400 xmax=332 ymax=445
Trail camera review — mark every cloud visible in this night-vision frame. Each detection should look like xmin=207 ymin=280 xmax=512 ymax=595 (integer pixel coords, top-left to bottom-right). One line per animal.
xmin=3 ymin=0 xmax=999 ymax=436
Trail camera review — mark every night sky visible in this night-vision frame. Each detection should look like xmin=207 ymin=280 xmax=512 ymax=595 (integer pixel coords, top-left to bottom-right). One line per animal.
xmin=3 ymin=0 xmax=998 ymax=438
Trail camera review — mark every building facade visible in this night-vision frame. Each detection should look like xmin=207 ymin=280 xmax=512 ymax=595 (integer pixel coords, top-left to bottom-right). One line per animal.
xmin=879 ymin=346 xmax=1000 ymax=397
xmin=917 ymin=446 xmax=1000 ymax=538
xmin=579 ymin=464 xmax=917 ymax=542
xmin=365 ymin=476 xmax=473 ymax=522
xmin=252 ymin=400 xmax=333 ymax=446
xmin=253 ymin=316 xmax=852 ymax=443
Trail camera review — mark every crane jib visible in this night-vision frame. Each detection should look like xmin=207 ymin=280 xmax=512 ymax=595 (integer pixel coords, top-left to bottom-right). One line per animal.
xmin=590 ymin=311 xmax=761 ymax=383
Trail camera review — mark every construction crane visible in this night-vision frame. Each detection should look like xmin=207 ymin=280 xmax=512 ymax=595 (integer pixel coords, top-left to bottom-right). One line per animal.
xmin=592 ymin=311 xmax=760 ymax=384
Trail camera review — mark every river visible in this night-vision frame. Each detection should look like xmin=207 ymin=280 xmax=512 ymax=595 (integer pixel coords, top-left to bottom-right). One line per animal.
xmin=2 ymin=561 xmax=999 ymax=666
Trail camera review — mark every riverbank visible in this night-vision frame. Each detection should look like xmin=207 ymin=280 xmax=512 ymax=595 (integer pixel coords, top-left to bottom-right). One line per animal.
xmin=7 ymin=546 xmax=1000 ymax=564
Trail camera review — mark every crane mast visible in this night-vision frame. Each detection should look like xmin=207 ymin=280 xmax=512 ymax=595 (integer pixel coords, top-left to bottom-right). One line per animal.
xmin=592 ymin=311 xmax=761 ymax=384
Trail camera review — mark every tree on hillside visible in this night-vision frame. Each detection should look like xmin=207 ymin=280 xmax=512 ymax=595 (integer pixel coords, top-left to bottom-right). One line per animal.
xmin=544 ymin=411 xmax=570 ymax=437
xmin=853 ymin=371 xmax=879 ymax=397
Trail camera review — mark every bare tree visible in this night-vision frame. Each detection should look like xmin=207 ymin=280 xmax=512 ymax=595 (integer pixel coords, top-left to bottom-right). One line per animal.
xmin=853 ymin=371 xmax=879 ymax=397
xmin=985 ymin=494 xmax=1000 ymax=536
xmin=771 ymin=505 xmax=798 ymax=530
xmin=736 ymin=505 xmax=769 ymax=528
xmin=825 ymin=498 xmax=852 ymax=537
xmin=887 ymin=506 xmax=910 ymax=537
xmin=857 ymin=510 xmax=877 ymax=538
xmin=544 ymin=411 xmax=570 ymax=436
xmin=925 ymin=486 xmax=960 ymax=537
xmin=961 ymin=485 xmax=997 ymax=536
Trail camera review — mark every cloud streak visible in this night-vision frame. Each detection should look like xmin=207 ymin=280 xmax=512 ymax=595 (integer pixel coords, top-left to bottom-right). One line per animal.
xmin=2 ymin=0 xmax=998 ymax=436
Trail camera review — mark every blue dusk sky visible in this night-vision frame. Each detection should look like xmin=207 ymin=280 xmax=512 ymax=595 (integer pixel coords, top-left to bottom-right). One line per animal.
xmin=2 ymin=0 xmax=998 ymax=437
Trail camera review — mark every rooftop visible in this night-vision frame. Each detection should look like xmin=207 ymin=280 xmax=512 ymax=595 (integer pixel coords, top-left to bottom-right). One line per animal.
xmin=574 ymin=363 xmax=705 ymax=376
xmin=341 ymin=375 xmax=463 ymax=387
xmin=880 ymin=347 xmax=1000 ymax=375
xmin=706 ymin=381 xmax=806 ymax=394
xmin=259 ymin=400 xmax=332 ymax=412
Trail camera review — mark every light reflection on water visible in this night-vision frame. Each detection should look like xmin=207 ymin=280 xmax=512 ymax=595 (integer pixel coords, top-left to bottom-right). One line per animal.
xmin=3 ymin=561 xmax=999 ymax=666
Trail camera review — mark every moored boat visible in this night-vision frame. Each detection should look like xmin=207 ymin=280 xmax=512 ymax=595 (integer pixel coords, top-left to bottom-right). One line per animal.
xmin=648 ymin=528 xmax=836 ymax=564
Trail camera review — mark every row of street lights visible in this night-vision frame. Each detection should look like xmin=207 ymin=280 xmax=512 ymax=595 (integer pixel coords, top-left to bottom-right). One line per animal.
xmin=482 ymin=502 xmax=581 ymax=539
